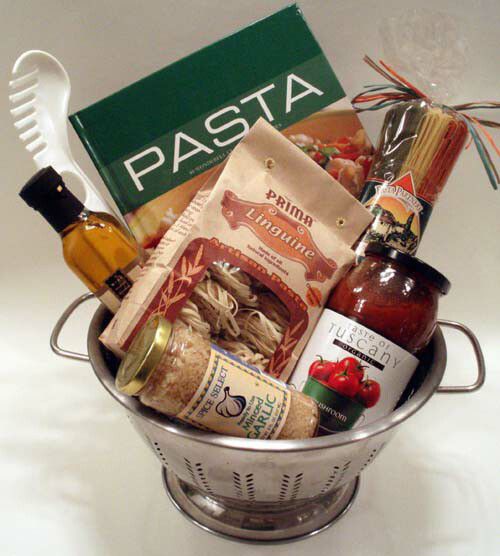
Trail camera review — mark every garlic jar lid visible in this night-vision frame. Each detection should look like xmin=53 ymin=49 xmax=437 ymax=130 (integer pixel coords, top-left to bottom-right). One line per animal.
xmin=116 ymin=315 xmax=172 ymax=395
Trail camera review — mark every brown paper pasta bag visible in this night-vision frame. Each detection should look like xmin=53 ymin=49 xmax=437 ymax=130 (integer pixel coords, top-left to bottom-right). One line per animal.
xmin=101 ymin=119 xmax=372 ymax=381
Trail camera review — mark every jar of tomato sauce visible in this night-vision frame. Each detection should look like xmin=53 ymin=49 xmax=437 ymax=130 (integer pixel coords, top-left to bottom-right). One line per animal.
xmin=291 ymin=242 xmax=450 ymax=434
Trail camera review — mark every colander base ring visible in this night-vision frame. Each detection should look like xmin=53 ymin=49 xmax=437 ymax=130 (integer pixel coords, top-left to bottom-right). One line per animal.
xmin=162 ymin=467 xmax=359 ymax=543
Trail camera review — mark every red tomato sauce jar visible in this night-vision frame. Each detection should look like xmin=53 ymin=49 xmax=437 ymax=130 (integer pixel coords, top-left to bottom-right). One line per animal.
xmin=291 ymin=242 xmax=450 ymax=434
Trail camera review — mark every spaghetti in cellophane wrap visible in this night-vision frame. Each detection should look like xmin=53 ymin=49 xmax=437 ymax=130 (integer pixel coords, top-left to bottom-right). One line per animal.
xmin=355 ymin=100 xmax=468 ymax=255
xmin=352 ymin=52 xmax=499 ymax=257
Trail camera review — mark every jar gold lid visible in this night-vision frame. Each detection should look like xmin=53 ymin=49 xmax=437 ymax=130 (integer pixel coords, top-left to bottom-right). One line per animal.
xmin=116 ymin=315 xmax=172 ymax=395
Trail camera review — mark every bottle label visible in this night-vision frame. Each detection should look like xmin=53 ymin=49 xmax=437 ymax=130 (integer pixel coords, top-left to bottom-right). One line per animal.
xmin=177 ymin=345 xmax=291 ymax=439
xmin=357 ymin=172 xmax=433 ymax=256
xmin=291 ymin=309 xmax=419 ymax=434
xmin=96 ymin=259 xmax=143 ymax=313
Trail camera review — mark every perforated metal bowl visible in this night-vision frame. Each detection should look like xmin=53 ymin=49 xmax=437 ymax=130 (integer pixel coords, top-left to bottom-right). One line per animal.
xmin=52 ymin=294 xmax=485 ymax=543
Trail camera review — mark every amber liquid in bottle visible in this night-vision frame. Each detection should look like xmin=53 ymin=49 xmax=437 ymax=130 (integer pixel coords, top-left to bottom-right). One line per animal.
xmin=61 ymin=211 xmax=143 ymax=312
xmin=20 ymin=167 xmax=144 ymax=314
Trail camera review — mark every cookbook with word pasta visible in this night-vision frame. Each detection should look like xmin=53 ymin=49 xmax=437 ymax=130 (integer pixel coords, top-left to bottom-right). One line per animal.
xmin=70 ymin=5 xmax=373 ymax=250
xmin=101 ymin=119 xmax=372 ymax=381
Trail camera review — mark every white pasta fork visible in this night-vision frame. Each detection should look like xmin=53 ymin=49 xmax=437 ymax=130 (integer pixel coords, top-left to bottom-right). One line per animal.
xmin=10 ymin=50 xmax=114 ymax=214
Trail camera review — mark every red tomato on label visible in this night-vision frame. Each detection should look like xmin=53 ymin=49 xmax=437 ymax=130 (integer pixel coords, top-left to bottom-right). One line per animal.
xmin=356 ymin=379 xmax=381 ymax=408
xmin=327 ymin=370 xmax=360 ymax=398
xmin=308 ymin=357 xmax=336 ymax=382
xmin=336 ymin=357 xmax=366 ymax=382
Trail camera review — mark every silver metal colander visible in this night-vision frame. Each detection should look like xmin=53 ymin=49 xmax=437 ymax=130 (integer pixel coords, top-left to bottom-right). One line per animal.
xmin=52 ymin=294 xmax=485 ymax=543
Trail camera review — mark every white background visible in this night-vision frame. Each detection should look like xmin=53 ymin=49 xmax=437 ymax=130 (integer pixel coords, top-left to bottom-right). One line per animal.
xmin=1 ymin=1 xmax=499 ymax=555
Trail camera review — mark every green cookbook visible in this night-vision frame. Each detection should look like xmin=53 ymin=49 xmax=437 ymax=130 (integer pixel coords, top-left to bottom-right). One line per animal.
xmin=70 ymin=4 xmax=367 ymax=247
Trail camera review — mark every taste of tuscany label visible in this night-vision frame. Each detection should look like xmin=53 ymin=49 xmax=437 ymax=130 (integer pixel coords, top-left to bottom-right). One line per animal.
xmin=358 ymin=171 xmax=433 ymax=255
xmin=291 ymin=308 xmax=419 ymax=433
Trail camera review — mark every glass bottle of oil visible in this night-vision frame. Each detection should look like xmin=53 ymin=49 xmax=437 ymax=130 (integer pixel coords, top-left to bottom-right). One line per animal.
xmin=20 ymin=166 xmax=144 ymax=313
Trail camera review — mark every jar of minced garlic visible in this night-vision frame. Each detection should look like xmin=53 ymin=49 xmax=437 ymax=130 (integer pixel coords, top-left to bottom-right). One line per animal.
xmin=116 ymin=315 xmax=319 ymax=440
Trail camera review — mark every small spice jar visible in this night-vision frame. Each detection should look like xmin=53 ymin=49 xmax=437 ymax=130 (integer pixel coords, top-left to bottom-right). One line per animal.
xmin=292 ymin=242 xmax=450 ymax=434
xmin=116 ymin=316 xmax=319 ymax=440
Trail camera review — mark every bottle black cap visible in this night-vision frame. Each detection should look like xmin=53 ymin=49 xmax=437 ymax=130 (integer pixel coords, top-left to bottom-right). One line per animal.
xmin=19 ymin=167 xmax=84 ymax=233
xmin=365 ymin=242 xmax=451 ymax=295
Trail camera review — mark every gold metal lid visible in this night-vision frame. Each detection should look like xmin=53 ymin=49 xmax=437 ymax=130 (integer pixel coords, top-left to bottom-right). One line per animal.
xmin=116 ymin=315 xmax=172 ymax=395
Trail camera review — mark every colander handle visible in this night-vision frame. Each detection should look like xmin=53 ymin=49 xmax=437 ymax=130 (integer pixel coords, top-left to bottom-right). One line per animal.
xmin=50 ymin=293 xmax=94 ymax=362
xmin=437 ymin=319 xmax=486 ymax=393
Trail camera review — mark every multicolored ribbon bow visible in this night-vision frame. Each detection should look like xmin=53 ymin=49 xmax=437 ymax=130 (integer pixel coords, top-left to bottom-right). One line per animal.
xmin=352 ymin=55 xmax=500 ymax=190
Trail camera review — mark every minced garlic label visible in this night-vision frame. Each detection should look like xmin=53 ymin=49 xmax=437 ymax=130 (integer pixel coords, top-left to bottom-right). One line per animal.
xmin=178 ymin=345 xmax=291 ymax=439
